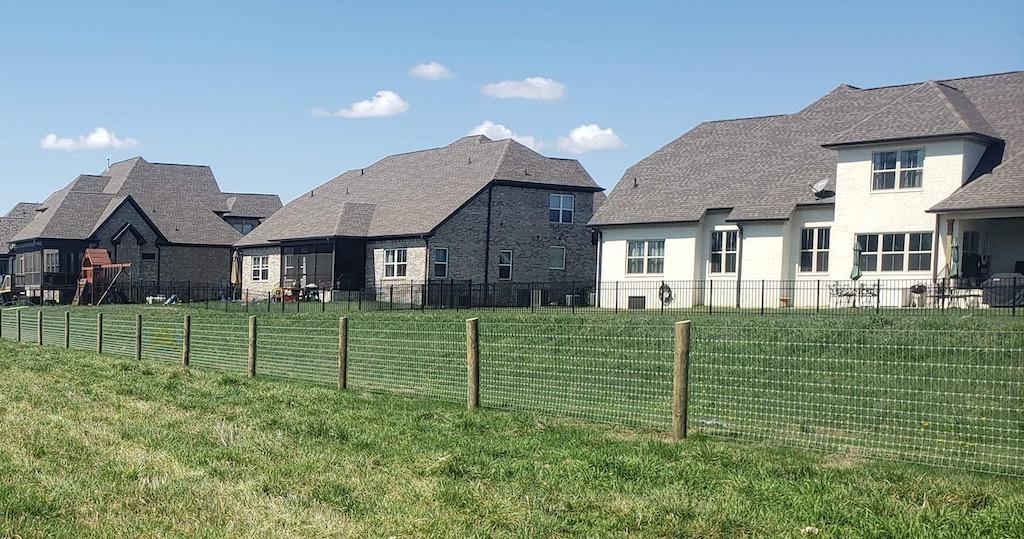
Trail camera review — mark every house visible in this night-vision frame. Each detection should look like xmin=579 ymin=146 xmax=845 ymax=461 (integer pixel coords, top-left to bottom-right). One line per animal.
xmin=8 ymin=157 xmax=281 ymax=303
xmin=235 ymin=135 xmax=603 ymax=304
xmin=590 ymin=71 xmax=1024 ymax=309
xmin=0 ymin=203 xmax=41 ymax=277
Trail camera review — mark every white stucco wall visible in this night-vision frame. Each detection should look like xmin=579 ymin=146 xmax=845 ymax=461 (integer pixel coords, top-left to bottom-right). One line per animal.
xmin=596 ymin=224 xmax=698 ymax=309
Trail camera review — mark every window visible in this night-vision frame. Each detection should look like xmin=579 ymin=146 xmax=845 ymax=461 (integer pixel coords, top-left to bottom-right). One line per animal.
xmin=626 ymin=240 xmax=665 ymax=274
xmin=230 ymin=218 xmax=260 ymax=235
xmin=872 ymin=149 xmax=923 ymax=190
xmin=908 ymin=232 xmax=932 ymax=271
xmin=857 ymin=232 xmax=932 ymax=272
xmin=881 ymin=233 xmax=905 ymax=271
xmin=710 ymin=231 xmax=738 ymax=273
xmin=549 ymin=194 xmax=574 ymax=223
xmin=433 ymin=248 xmax=448 ymax=278
xmin=44 ymin=251 xmax=59 ymax=273
xmin=251 ymin=256 xmax=269 ymax=281
xmin=799 ymin=228 xmax=830 ymax=272
xmin=384 ymin=248 xmax=407 ymax=278
xmin=548 ymin=246 xmax=566 ymax=270
xmin=498 ymin=250 xmax=513 ymax=280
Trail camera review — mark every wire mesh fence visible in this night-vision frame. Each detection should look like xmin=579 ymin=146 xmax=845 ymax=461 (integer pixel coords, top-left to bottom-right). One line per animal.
xmin=0 ymin=307 xmax=1020 ymax=476
xmin=348 ymin=318 xmax=466 ymax=402
xmin=479 ymin=321 xmax=675 ymax=430
xmin=690 ymin=324 xmax=1024 ymax=476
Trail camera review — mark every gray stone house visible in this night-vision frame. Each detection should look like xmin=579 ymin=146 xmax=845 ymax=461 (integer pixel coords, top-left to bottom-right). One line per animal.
xmin=0 ymin=203 xmax=41 ymax=278
xmin=9 ymin=157 xmax=281 ymax=303
xmin=235 ymin=135 xmax=603 ymax=303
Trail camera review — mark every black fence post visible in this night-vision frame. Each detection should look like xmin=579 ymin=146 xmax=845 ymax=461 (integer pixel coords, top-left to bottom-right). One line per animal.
xmin=614 ymin=281 xmax=619 ymax=313
xmin=876 ymin=279 xmax=881 ymax=313
xmin=708 ymin=280 xmax=713 ymax=315
xmin=760 ymin=279 xmax=765 ymax=316
xmin=816 ymin=279 xmax=821 ymax=312
xmin=1014 ymin=276 xmax=1019 ymax=317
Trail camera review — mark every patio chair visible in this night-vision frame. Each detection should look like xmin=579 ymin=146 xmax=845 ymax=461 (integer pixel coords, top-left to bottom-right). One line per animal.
xmin=828 ymin=282 xmax=856 ymax=308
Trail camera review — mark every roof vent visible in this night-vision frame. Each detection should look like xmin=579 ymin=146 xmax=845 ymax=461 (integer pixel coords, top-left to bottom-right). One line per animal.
xmin=524 ymin=167 xmax=530 ymax=176
xmin=360 ymin=168 xmax=365 ymax=175
xmin=633 ymin=177 xmax=638 ymax=188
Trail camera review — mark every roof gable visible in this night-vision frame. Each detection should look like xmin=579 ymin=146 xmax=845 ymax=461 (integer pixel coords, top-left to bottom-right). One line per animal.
xmin=237 ymin=136 xmax=600 ymax=246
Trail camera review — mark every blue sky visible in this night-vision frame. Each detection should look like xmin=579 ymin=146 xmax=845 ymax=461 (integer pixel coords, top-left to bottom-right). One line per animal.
xmin=2 ymin=1 xmax=1022 ymax=209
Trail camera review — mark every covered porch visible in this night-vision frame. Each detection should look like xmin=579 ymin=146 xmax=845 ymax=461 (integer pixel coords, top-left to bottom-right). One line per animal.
xmin=938 ymin=209 xmax=1024 ymax=282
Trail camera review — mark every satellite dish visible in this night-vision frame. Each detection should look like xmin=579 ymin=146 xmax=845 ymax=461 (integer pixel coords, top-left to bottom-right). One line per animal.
xmin=809 ymin=178 xmax=829 ymax=194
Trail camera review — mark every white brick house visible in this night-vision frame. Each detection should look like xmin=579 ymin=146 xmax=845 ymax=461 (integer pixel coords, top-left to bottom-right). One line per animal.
xmin=591 ymin=72 xmax=1024 ymax=309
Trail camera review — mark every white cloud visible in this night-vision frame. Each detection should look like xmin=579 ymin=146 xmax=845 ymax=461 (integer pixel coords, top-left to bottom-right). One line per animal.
xmin=39 ymin=127 xmax=138 ymax=151
xmin=313 ymin=90 xmax=410 ymax=118
xmin=481 ymin=77 xmax=566 ymax=101
xmin=467 ymin=121 xmax=542 ymax=150
xmin=409 ymin=61 xmax=453 ymax=80
xmin=556 ymin=124 xmax=624 ymax=154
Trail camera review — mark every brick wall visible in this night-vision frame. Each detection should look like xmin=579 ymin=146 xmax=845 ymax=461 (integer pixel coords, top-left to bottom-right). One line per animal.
xmin=238 ymin=246 xmax=281 ymax=299
xmin=159 ymin=245 xmax=233 ymax=284
xmin=365 ymin=238 xmax=427 ymax=288
xmin=91 ymin=202 xmax=160 ymax=282
xmin=427 ymin=184 xmax=598 ymax=285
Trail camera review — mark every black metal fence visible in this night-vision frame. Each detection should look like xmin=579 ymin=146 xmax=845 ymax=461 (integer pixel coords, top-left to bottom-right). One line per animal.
xmin=67 ymin=277 xmax=1023 ymax=316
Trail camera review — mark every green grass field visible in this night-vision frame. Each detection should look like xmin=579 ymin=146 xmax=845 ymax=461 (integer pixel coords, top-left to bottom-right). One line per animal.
xmin=1 ymin=340 xmax=1022 ymax=537
xmin=3 ymin=305 xmax=1023 ymax=477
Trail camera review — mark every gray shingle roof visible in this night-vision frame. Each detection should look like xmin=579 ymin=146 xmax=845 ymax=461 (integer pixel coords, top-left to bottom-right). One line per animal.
xmin=224 ymin=193 xmax=283 ymax=219
xmin=237 ymin=136 xmax=600 ymax=246
xmin=11 ymin=157 xmax=277 ymax=246
xmin=592 ymin=71 xmax=1024 ymax=226
xmin=4 ymin=203 xmax=41 ymax=219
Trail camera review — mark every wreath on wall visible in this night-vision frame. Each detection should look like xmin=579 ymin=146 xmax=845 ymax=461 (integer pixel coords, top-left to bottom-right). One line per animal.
xmin=659 ymin=282 xmax=674 ymax=306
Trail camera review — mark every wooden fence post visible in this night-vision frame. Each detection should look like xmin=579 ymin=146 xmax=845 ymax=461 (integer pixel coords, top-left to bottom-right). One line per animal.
xmin=37 ymin=311 xmax=43 ymax=346
xmin=135 ymin=313 xmax=143 ymax=361
xmin=466 ymin=318 xmax=480 ymax=410
xmin=247 ymin=315 xmax=257 ymax=377
xmin=673 ymin=320 xmax=692 ymax=442
xmin=96 ymin=313 xmax=104 ymax=354
xmin=64 ymin=311 xmax=71 ymax=349
xmin=182 ymin=315 xmax=191 ymax=367
xmin=338 ymin=317 xmax=348 ymax=390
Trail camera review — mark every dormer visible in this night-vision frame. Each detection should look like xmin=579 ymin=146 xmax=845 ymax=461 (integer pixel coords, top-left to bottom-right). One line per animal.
xmin=823 ymin=81 xmax=1002 ymax=188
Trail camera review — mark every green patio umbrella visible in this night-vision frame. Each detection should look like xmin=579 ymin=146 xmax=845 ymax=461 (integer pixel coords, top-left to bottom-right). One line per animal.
xmin=950 ymin=239 xmax=960 ymax=278
xmin=851 ymin=241 xmax=863 ymax=281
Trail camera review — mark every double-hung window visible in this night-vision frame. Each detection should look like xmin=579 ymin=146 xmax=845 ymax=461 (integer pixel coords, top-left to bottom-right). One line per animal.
xmin=548 ymin=246 xmax=566 ymax=270
xmin=872 ymin=149 xmax=923 ymax=190
xmin=44 ymin=251 xmax=60 ymax=274
xmin=498 ymin=250 xmax=513 ymax=280
xmin=799 ymin=228 xmax=830 ymax=272
xmin=709 ymin=231 xmax=738 ymax=273
xmin=384 ymin=248 xmax=407 ymax=278
xmin=433 ymin=248 xmax=448 ymax=278
xmin=549 ymin=194 xmax=574 ymax=223
xmin=626 ymin=240 xmax=665 ymax=274
xmin=251 ymin=256 xmax=269 ymax=282
xmin=857 ymin=232 xmax=932 ymax=272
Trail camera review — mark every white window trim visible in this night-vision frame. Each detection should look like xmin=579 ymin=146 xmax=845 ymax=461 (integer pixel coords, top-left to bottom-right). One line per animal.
xmin=857 ymin=232 xmax=933 ymax=273
xmin=709 ymin=230 xmax=738 ymax=274
xmin=549 ymin=194 xmax=575 ymax=224
xmin=433 ymin=247 xmax=449 ymax=278
xmin=799 ymin=227 xmax=830 ymax=274
xmin=383 ymin=248 xmax=408 ymax=279
xmin=625 ymin=240 xmax=665 ymax=276
xmin=548 ymin=246 xmax=566 ymax=270
xmin=497 ymin=249 xmax=513 ymax=281
xmin=251 ymin=255 xmax=270 ymax=282
xmin=870 ymin=148 xmax=924 ymax=192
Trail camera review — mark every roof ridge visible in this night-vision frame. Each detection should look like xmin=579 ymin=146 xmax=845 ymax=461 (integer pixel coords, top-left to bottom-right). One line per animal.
xmin=848 ymin=70 xmax=1024 ymax=92
xmin=489 ymin=138 xmax=514 ymax=181
xmin=827 ymin=83 xmax=930 ymax=142
xmin=703 ymin=113 xmax=789 ymax=125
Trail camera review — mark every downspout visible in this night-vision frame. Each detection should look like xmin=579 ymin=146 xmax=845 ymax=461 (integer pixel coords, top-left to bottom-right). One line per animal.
xmin=734 ymin=224 xmax=744 ymax=309
xmin=482 ymin=181 xmax=495 ymax=285
xmin=595 ymin=228 xmax=603 ymax=307
xmin=932 ymin=214 xmax=941 ymax=282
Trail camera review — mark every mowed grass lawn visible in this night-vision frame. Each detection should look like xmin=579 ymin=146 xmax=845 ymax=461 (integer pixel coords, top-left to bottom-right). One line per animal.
xmin=1 ymin=340 xmax=1022 ymax=537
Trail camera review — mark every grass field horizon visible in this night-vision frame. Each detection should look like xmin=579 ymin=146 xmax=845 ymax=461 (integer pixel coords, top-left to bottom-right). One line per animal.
xmin=1 ymin=340 xmax=1022 ymax=537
